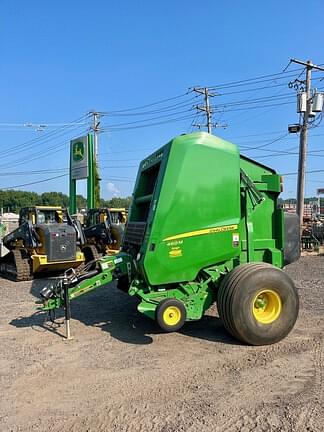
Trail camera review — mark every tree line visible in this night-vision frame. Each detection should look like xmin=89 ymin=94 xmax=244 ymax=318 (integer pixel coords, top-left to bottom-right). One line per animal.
xmin=0 ymin=190 xmax=131 ymax=213
xmin=1 ymin=189 xmax=322 ymax=214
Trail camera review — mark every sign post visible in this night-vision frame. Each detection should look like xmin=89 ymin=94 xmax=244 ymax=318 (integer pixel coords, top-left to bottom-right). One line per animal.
xmin=69 ymin=134 xmax=95 ymax=214
xmin=87 ymin=134 xmax=95 ymax=210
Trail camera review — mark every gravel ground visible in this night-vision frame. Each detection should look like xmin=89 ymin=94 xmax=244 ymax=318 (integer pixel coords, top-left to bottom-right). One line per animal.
xmin=0 ymin=256 xmax=323 ymax=432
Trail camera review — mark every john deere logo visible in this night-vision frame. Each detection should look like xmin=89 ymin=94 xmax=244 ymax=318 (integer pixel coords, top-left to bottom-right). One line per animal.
xmin=73 ymin=141 xmax=85 ymax=162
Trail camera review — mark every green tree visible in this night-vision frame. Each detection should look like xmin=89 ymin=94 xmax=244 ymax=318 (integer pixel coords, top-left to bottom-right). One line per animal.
xmin=76 ymin=194 xmax=87 ymax=210
xmin=0 ymin=190 xmax=40 ymax=212
xmin=0 ymin=189 xmax=132 ymax=214
xmin=106 ymin=196 xmax=131 ymax=209
xmin=41 ymin=192 xmax=69 ymax=207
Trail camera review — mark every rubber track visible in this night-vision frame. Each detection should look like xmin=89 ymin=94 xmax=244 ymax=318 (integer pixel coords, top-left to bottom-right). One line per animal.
xmin=0 ymin=249 xmax=32 ymax=282
xmin=13 ymin=249 xmax=32 ymax=281
xmin=84 ymin=245 xmax=101 ymax=262
xmin=78 ymin=245 xmax=101 ymax=273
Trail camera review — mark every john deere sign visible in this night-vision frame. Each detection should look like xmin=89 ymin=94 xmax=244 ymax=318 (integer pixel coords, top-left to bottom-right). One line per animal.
xmin=69 ymin=134 xmax=95 ymax=213
xmin=73 ymin=140 xmax=85 ymax=162
xmin=70 ymin=136 xmax=88 ymax=180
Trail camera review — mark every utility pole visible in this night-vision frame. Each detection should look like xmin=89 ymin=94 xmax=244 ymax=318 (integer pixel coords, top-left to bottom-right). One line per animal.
xmin=91 ymin=111 xmax=100 ymax=162
xmin=193 ymin=87 xmax=227 ymax=133
xmin=193 ymin=87 xmax=215 ymax=133
xmin=290 ymin=59 xmax=324 ymax=231
xmin=90 ymin=111 xmax=101 ymax=207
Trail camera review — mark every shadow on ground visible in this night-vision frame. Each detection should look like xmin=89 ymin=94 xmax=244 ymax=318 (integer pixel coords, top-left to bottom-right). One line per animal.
xmin=10 ymin=281 xmax=239 ymax=346
xmin=29 ymin=274 xmax=63 ymax=299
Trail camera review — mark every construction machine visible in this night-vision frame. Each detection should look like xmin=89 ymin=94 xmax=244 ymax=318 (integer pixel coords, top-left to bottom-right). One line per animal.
xmin=0 ymin=206 xmax=84 ymax=281
xmin=109 ymin=208 xmax=127 ymax=225
xmin=40 ymin=132 xmax=300 ymax=346
xmin=81 ymin=208 xmax=126 ymax=261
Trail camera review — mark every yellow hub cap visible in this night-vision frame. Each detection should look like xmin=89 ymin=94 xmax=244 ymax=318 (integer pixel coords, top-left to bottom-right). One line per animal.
xmin=163 ymin=306 xmax=181 ymax=326
xmin=252 ymin=289 xmax=282 ymax=324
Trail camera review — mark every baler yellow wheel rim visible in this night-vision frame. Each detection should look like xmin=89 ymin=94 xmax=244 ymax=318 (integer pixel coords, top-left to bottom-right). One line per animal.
xmin=252 ymin=289 xmax=282 ymax=324
xmin=163 ymin=306 xmax=181 ymax=326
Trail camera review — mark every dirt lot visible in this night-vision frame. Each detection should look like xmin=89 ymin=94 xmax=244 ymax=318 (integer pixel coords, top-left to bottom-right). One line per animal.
xmin=0 ymin=256 xmax=323 ymax=432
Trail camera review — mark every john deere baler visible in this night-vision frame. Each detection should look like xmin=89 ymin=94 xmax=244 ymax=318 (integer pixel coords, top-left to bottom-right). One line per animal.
xmin=41 ymin=132 xmax=299 ymax=345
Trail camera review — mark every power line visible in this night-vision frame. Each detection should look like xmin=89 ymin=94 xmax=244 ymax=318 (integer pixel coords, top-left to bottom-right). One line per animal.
xmin=207 ymin=68 xmax=307 ymax=90
xmin=94 ymin=67 xmax=322 ymax=121
xmin=215 ymin=100 xmax=294 ymax=114
xmin=98 ymin=90 xmax=304 ymax=129
xmin=98 ymin=91 xmax=193 ymax=114
xmin=235 ymin=129 xmax=324 ymax=146
xmin=100 ymin=113 xmax=197 ymax=132
xmin=101 ymin=108 xmax=194 ymax=129
xmin=0 ymin=168 xmax=68 ymax=176
xmin=102 ymin=98 xmax=298 ymax=132
xmin=101 ymin=165 xmax=138 ymax=169
xmin=211 ymin=93 xmax=295 ymax=109
xmin=0 ymin=128 xmax=89 ymax=169
xmin=101 ymin=146 xmax=156 ymax=155
xmin=1 ymin=66 xmax=323 ymax=185
xmin=239 ymin=132 xmax=290 ymax=151
xmin=222 ymin=90 xmax=293 ymax=127
xmin=0 ymin=114 xmax=89 ymax=157
xmin=283 ymin=169 xmax=324 ymax=176
xmin=0 ymin=121 xmax=86 ymax=128
xmin=217 ymin=76 xmax=324 ymax=97
xmin=253 ymin=150 xmax=324 ymax=160
xmin=101 ymin=96 xmax=198 ymax=118
xmin=4 ymin=174 xmax=68 ymax=190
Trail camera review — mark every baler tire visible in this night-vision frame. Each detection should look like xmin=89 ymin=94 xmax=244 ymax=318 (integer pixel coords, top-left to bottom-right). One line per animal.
xmin=217 ymin=263 xmax=271 ymax=340
xmin=156 ymin=299 xmax=186 ymax=333
xmin=217 ymin=263 xmax=299 ymax=345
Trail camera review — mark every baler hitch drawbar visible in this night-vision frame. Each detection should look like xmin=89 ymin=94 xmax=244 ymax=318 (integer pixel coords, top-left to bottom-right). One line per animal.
xmin=40 ymin=253 xmax=132 ymax=339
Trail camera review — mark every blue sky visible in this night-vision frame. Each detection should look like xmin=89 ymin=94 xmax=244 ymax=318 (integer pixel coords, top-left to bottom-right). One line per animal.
xmin=0 ymin=0 xmax=323 ymax=200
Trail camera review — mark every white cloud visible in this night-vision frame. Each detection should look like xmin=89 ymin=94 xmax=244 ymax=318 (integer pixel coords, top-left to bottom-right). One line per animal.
xmin=106 ymin=182 xmax=120 ymax=197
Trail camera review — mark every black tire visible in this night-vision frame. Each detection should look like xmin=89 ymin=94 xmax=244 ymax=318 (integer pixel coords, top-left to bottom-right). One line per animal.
xmin=155 ymin=299 xmax=186 ymax=332
xmin=217 ymin=262 xmax=271 ymax=340
xmin=217 ymin=263 xmax=299 ymax=345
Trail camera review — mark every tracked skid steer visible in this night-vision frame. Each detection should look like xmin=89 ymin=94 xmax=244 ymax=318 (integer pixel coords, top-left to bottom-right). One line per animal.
xmin=0 ymin=206 xmax=84 ymax=281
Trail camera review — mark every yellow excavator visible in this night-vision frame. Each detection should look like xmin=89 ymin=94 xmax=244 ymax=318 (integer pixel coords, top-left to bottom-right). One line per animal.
xmin=81 ymin=208 xmax=126 ymax=261
xmin=0 ymin=206 xmax=85 ymax=281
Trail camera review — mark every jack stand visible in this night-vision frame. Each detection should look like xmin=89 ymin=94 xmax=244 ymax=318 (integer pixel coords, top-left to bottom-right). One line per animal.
xmin=63 ymin=277 xmax=74 ymax=340
xmin=65 ymin=318 xmax=73 ymax=340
